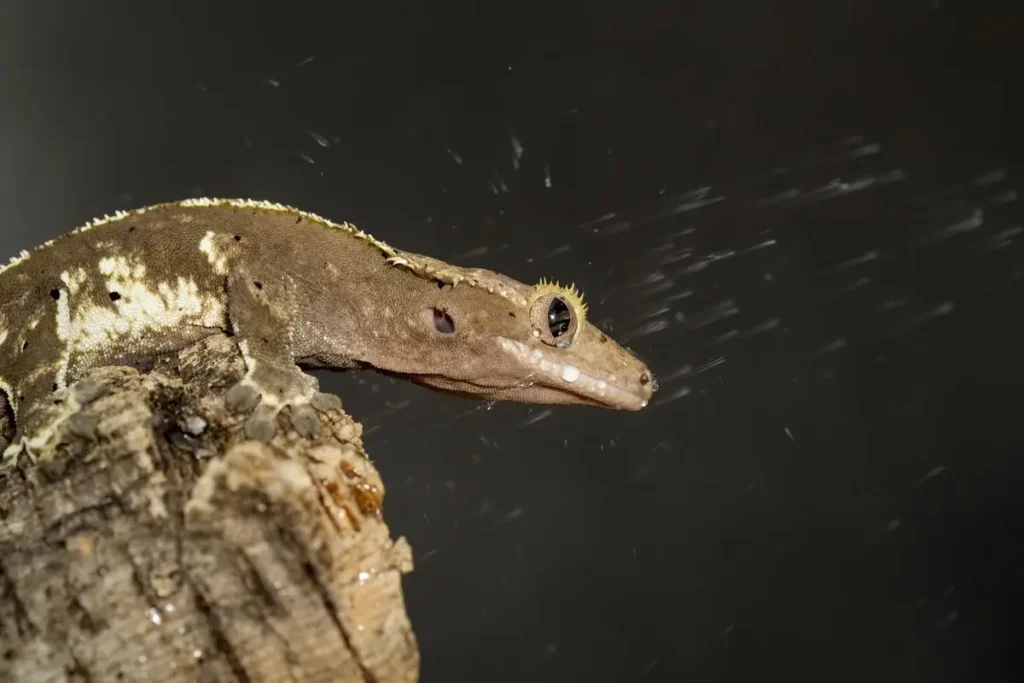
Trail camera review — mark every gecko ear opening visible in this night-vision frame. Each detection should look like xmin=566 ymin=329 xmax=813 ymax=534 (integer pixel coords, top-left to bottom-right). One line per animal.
xmin=429 ymin=307 xmax=455 ymax=334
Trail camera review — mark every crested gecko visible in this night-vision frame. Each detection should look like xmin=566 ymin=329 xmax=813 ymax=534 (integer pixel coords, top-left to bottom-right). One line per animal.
xmin=0 ymin=198 xmax=655 ymax=459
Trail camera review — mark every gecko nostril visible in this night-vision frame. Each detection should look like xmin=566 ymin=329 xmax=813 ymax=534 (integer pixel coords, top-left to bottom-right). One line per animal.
xmin=639 ymin=372 xmax=651 ymax=386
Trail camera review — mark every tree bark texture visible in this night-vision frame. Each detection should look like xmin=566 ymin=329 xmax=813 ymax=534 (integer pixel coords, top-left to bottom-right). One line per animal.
xmin=0 ymin=334 xmax=419 ymax=683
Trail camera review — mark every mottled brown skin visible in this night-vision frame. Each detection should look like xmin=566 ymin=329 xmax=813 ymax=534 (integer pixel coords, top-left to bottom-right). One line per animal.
xmin=0 ymin=199 xmax=654 ymax=456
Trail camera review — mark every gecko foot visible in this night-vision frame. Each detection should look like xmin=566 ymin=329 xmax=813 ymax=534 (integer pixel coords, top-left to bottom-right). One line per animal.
xmin=224 ymin=371 xmax=341 ymax=442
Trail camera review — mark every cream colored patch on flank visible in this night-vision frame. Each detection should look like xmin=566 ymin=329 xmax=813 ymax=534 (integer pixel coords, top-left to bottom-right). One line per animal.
xmin=199 ymin=231 xmax=229 ymax=275
xmin=62 ymin=267 xmax=88 ymax=295
xmin=74 ymin=279 xmax=223 ymax=355
xmin=99 ymin=255 xmax=146 ymax=280
xmin=53 ymin=254 xmax=226 ymax=388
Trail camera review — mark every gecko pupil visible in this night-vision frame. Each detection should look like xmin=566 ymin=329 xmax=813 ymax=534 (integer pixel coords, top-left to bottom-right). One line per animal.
xmin=548 ymin=298 xmax=572 ymax=337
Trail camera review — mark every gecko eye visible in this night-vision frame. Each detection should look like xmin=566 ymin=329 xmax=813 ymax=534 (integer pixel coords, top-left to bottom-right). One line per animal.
xmin=529 ymin=294 xmax=580 ymax=348
xmin=548 ymin=298 xmax=572 ymax=337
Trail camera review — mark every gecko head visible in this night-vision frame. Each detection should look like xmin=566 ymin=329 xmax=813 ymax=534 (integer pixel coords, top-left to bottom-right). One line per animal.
xmin=377 ymin=265 xmax=656 ymax=411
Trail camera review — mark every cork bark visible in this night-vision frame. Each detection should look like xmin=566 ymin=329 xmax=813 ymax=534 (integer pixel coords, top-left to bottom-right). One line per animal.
xmin=0 ymin=334 xmax=419 ymax=683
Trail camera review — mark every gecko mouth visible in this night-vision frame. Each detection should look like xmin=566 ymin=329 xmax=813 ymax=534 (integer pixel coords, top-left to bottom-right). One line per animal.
xmin=496 ymin=337 xmax=650 ymax=410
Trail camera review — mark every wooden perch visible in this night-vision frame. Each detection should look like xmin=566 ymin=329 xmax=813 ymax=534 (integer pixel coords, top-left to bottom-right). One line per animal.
xmin=0 ymin=334 xmax=419 ymax=683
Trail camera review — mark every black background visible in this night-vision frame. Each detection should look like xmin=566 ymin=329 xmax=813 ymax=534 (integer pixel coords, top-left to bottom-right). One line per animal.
xmin=1 ymin=2 xmax=1021 ymax=681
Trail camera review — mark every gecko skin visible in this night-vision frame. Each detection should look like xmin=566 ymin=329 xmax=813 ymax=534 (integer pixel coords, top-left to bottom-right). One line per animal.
xmin=0 ymin=198 xmax=655 ymax=459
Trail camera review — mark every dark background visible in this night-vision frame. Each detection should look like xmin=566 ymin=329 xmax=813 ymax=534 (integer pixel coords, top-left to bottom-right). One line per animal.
xmin=1 ymin=1 xmax=1021 ymax=680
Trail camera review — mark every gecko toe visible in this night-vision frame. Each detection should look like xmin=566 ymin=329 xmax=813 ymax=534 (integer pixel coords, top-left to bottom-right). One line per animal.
xmin=67 ymin=413 xmax=99 ymax=440
xmin=225 ymin=383 xmax=262 ymax=413
xmin=310 ymin=391 xmax=343 ymax=412
xmin=72 ymin=379 xmax=108 ymax=406
xmin=244 ymin=404 xmax=279 ymax=442
xmin=289 ymin=404 xmax=320 ymax=437
xmin=227 ymin=365 xmax=329 ymax=441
